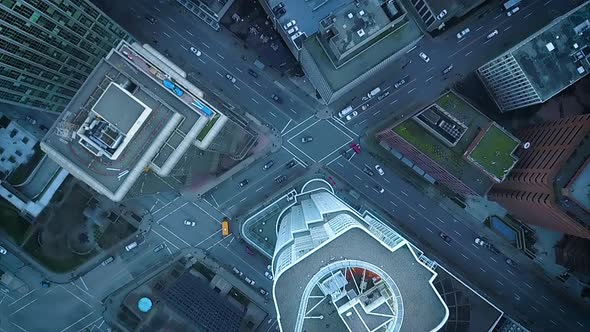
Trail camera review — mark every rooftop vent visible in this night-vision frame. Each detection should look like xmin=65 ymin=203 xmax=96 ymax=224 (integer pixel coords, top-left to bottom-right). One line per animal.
xmin=359 ymin=10 xmax=365 ymax=16
xmin=546 ymin=42 xmax=555 ymax=52
xmin=577 ymin=66 xmax=585 ymax=74
xmin=357 ymin=29 xmax=366 ymax=37
xmin=348 ymin=13 xmax=354 ymax=19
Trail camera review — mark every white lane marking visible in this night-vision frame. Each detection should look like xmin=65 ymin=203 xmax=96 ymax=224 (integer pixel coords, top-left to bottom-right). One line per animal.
xmin=496 ymin=279 xmax=504 ymax=286
xmin=359 ymin=119 xmax=367 ymax=125
xmin=168 ymin=17 xmax=176 ymax=23
xmin=289 ymin=108 xmax=297 ymax=114
xmin=476 ymin=26 xmax=483 ymax=31
xmin=163 ymin=32 xmax=171 ymax=38
xmin=453 ymin=230 xmax=462 ymax=237
xmin=577 ymin=321 xmax=583 ymax=327
xmin=390 ymin=201 xmax=398 ymax=207
xmin=472 ymin=243 xmax=480 ymax=249
xmin=199 ymin=58 xmax=206 ymax=64
xmin=160 ymin=224 xmax=192 ymax=247
xmin=234 ymin=67 xmax=242 ymax=72
xmin=390 ymin=99 xmax=398 ymax=105
xmin=524 ymin=282 xmax=532 ymax=289
xmin=180 ymin=45 xmax=188 ymax=51
xmin=418 ymin=204 xmax=426 ymax=210
xmin=506 ymin=269 xmax=515 ymax=276
xmin=79 ymin=276 xmax=89 ymax=291
xmin=217 ymin=53 xmax=225 ymax=59
xmin=193 ymin=230 xmax=222 ymax=247
xmin=542 ymin=295 xmax=549 ymax=301
xmin=153 ymin=229 xmax=180 ymax=249
xmin=10 ymin=298 xmax=38 ymax=316
xmin=425 ymin=226 xmax=433 ymax=233
xmin=436 ymin=217 xmax=445 ymax=224
xmin=59 ymin=285 xmax=93 ymax=307
xmin=484 ymin=39 xmax=492 ymax=45
xmin=234 ymin=84 xmax=240 ymax=90
xmin=480 ymin=267 xmax=486 ymax=272
xmin=280 ymin=119 xmax=292 ymax=134
xmin=190 ymin=201 xmax=221 ymax=224
xmin=216 ymin=71 xmax=223 ymax=78
xmin=240 ymin=197 xmax=247 ymax=202
xmin=255 ymin=186 xmax=264 ymax=193
xmin=186 ymin=30 xmax=194 ymax=36
xmin=336 ymin=162 xmax=344 ymax=168
xmin=524 ymin=12 xmax=532 ymax=19
xmin=453 ymin=219 xmax=458 ymax=223
xmin=426 ymin=67 xmax=435 ymax=72
xmin=383 ymin=178 xmax=390 ymax=184
xmin=504 ymin=26 xmax=512 ymax=32
xmin=373 ymin=110 xmax=381 ymax=116
xmin=155 ymin=202 xmax=189 ymax=223
xmin=559 ymin=307 xmax=565 ymax=313
xmin=408 ymin=214 xmax=416 ymax=220
xmin=549 ymin=320 xmax=557 ymax=326
xmin=490 ymin=257 xmax=497 ymax=263
xmin=354 ymin=175 xmax=362 ymax=181
xmin=494 ymin=14 xmax=501 ymax=20
xmin=465 ymin=51 xmax=473 ymax=56
xmin=400 ymin=190 xmax=408 ymax=197
xmin=251 ymin=98 xmax=259 ymax=104
xmin=57 ymin=310 xmax=96 ymax=332
xmin=544 ymin=0 xmax=552 ymax=5
xmin=254 ymin=81 xmax=262 ymax=87
xmin=269 ymin=111 xmax=277 ymax=118
xmin=531 ymin=305 xmax=540 ymax=312
xmin=407 ymin=88 xmax=416 ymax=94
xmin=154 ymin=7 xmax=161 ymax=12
xmin=425 ymin=76 xmax=434 ymax=82
xmin=202 ymin=42 xmax=210 ymax=48
xmin=458 ymin=38 xmax=467 ymax=44
xmin=461 ymin=254 xmax=470 ymax=260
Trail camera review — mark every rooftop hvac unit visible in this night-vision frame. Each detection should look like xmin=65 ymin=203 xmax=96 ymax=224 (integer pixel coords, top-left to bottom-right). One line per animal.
xmin=357 ymin=29 xmax=366 ymax=37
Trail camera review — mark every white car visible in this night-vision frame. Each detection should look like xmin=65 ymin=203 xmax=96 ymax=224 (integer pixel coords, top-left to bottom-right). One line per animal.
xmin=507 ymin=7 xmax=520 ymax=16
xmin=183 ymin=219 xmax=196 ymax=226
xmin=436 ymin=9 xmax=448 ymax=20
xmin=190 ymin=47 xmax=201 ymax=56
xmin=456 ymin=28 xmax=470 ymax=39
xmin=226 ymin=73 xmax=237 ymax=83
xmin=286 ymin=26 xmax=299 ymax=35
xmin=419 ymin=51 xmax=430 ymax=63
xmin=0 ymin=245 xmax=6 ymax=255
xmin=375 ymin=165 xmax=384 ymax=176
xmin=361 ymin=103 xmax=370 ymax=111
xmin=283 ymin=20 xmax=296 ymax=30
xmin=486 ymin=30 xmax=498 ymax=39
xmin=264 ymin=271 xmax=273 ymax=280
xmin=345 ymin=111 xmax=358 ymax=121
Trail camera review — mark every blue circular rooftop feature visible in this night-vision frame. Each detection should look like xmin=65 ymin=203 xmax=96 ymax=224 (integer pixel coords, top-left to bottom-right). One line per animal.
xmin=138 ymin=297 xmax=153 ymax=312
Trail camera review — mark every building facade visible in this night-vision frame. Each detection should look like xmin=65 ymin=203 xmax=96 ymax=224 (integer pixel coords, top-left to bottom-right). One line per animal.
xmin=489 ymin=115 xmax=590 ymax=239
xmin=0 ymin=0 xmax=130 ymax=112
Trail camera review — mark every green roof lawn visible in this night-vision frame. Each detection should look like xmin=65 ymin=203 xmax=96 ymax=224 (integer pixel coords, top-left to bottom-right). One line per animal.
xmin=196 ymin=114 xmax=220 ymax=141
xmin=468 ymin=124 xmax=519 ymax=180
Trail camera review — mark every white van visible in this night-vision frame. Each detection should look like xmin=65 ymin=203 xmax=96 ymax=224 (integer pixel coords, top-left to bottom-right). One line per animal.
xmin=125 ymin=241 xmax=138 ymax=251
xmin=338 ymin=106 xmax=353 ymax=118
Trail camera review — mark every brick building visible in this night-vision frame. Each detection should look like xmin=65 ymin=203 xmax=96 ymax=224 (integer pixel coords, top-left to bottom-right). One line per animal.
xmin=489 ymin=115 xmax=590 ymax=239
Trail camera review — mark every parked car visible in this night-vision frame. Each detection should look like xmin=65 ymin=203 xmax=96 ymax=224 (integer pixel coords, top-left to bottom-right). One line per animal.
xmin=153 ymin=243 xmax=166 ymax=252
xmin=244 ymin=277 xmax=256 ymax=286
xmin=226 ymin=73 xmax=237 ymax=83
xmin=286 ymin=26 xmax=299 ymax=35
xmin=245 ymin=245 xmax=255 ymax=256
xmin=259 ymin=287 xmax=269 ymax=296
xmin=190 ymin=47 xmax=201 ymax=56
xmin=283 ymin=20 xmax=296 ymax=30
xmin=183 ymin=219 xmax=196 ymax=226
xmin=276 ymin=7 xmax=286 ymax=18
xmin=363 ymin=167 xmax=375 ymax=176
xmin=239 ymin=179 xmax=249 ymax=187
xmin=145 ymin=14 xmax=157 ymax=24
xmin=436 ymin=9 xmax=448 ymax=20
xmin=272 ymin=2 xmax=284 ymax=14
xmin=419 ymin=52 xmax=430 ymax=63
xmin=101 ymin=256 xmax=114 ymax=266
xmin=264 ymin=271 xmax=273 ymax=280
xmin=374 ymin=185 xmax=385 ymax=194
xmin=301 ymin=136 xmax=313 ymax=143
xmin=247 ymin=69 xmax=258 ymax=78
xmin=377 ymin=91 xmax=390 ymax=101
xmin=442 ymin=64 xmax=454 ymax=75
xmin=41 ymin=280 xmax=51 ymax=288
xmin=263 ymin=160 xmax=275 ymax=170
xmin=286 ymin=160 xmax=297 ymax=168
xmin=507 ymin=6 xmax=520 ymax=16
xmin=394 ymin=77 xmax=408 ymax=89
xmin=0 ymin=245 xmax=6 ymax=255
xmin=345 ymin=111 xmax=358 ymax=121
xmin=271 ymin=94 xmax=282 ymax=103
xmin=125 ymin=241 xmax=138 ymax=251
xmin=361 ymin=103 xmax=370 ymax=111
xmin=232 ymin=267 xmax=244 ymax=277
xmin=486 ymin=30 xmax=499 ymax=39
xmin=350 ymin=143 xmax=361 ymax=154
xmin=439 ymin=232 xmax=451 ymax=243
xmin=25 ymin=115 xmax=37 ymax=125
xmin=375 ymin=165 xmax=384 ymax=176
xmin=275 ymin=175 xmax=287 ymax=184
xmin=505 ymin=258 xmax=517 ymax=267
xmin=456 ymin=28 xmax=470 ymax=39
xmin=474 ymin=237 xmax=487 ymax=247
xmin=267 ymin=265 xmax=272 ymax=270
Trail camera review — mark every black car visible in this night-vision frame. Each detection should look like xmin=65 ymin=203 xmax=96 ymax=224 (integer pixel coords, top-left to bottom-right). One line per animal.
xmin=442 ymin=64 xmax=454 ymax=74
xmin=439 ymin=232 xmax=451 ymax=243
xmin=276 ymin=7 xmax=286 ymax=18
xmin=275 ymin=175 xmax=287 ymax=184
xmin=286 ymin=160 xmax=296 ymax=169
xmin=145 ymin=14 xmax=157 ymax=24
xmin=239 ymin=179 xmax=249 ymax=187
xmin=271 ymin=94 xmax=282 ymax=103
xmin=247 ymin=69 xmax=258 ymax=78
xmin=272 ymin=2 xmax=284 ymax=14
xmin=263 ymin=160 xmax=275 ymax=170
xmin=363 ymin=167 xmax=374 ymax=176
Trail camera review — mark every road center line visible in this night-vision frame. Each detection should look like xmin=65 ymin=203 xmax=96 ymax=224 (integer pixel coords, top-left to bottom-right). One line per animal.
xmin=476 ymin=26 xmax=483 ymax=31
xmin=407 ymin=88 xmax=416 ymax=94
xmin=425 ymin=76 xmax=434 ymax=82
xmin=504 ymin=26 xmax=512 ymax=32
xmin=255 ymin=186 xmax=264 ymax=192
xmin=390 ymin=99 xmax=398 ymax=105
xmin=373 ymin=110 xmax=381 ymax=116
xmin=240 ymin=197 xmax=247 ymax=202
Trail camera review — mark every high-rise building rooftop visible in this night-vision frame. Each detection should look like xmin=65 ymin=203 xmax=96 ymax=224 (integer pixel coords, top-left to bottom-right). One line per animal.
xmin=41 ymin=41 xmax=232 ymax=201
xmin=477 ymin=1 xmax=590 ymax=112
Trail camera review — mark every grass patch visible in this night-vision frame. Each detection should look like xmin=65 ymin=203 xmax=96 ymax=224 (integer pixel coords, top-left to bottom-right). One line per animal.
xmin=7 ymin=143 xmax=45 ymax=185
xmin=0 ymin=198 xmax=30 ymax=244
xmin=22 ymin=232 xmax=95 ymax=273
xmin=196 ymin=115 xmax=220 ymax=141
xmin=467 ymin=124 xmax=519 ymax=181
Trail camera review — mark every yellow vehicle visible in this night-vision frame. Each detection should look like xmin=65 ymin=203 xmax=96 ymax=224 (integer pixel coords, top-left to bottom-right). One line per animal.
xmin=222 ymin=218 xmax=230 ymax=237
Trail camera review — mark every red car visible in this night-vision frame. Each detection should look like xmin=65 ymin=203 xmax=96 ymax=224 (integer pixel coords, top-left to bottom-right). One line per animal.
xmin=350 ymin=143 xmax=361 ymax=154
xmin=327 ymin=176 xmax=336 ymax=186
